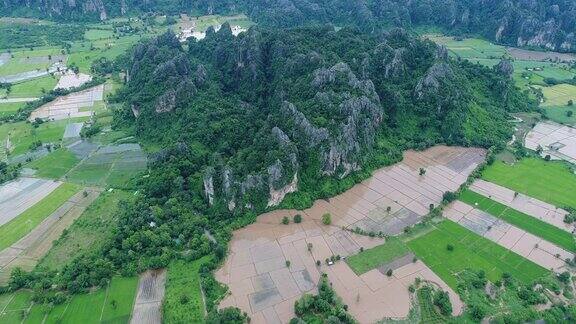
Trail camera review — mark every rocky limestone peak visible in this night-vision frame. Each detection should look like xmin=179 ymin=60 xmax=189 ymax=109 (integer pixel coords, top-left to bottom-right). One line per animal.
xmin=415 ymin=63 xmax=455 ymax=99
xmin=494 ymin=59 xmax=514 ymax=78
xmin=203 ymin=167 xmax=215 ymax=206
xmin=155 ymin=89 xmax=176 ymax=113
xmin=281 ymin=101 xmax=330 ymax=148
xmin=384 ymin=48 xmax=406 ymax=79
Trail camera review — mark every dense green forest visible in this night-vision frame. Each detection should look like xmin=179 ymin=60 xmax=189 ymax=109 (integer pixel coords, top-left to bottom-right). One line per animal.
xmin=2 ymin=0 xmax=576 ymax=52
xmin=7 ymin=25 xmax=535 ymax=311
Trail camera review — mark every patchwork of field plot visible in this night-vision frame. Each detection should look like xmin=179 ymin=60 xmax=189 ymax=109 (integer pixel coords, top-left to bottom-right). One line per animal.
xmin=0 ymin=276 xmax=137 ymax=323
xmin=525 ymin=121 xmax=576 ymax=164
xmin=66 ymin=143 xmax=148 ymax=188
xmin=482 ymin=157 xmax=576 ymax=210
xmin=30 ymin=84 xmax=103 ymax=121
xmin=216 ymin=146 xmax=485 ymax=322
xmin=0 ymin=188 xmax=99 ymax=284
xmin=407 ymin=220 xmax=548 ymax=288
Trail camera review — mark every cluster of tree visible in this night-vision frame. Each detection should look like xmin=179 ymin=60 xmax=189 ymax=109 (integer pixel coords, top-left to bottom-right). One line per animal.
xmin=456 ymin=270 xmax=576 ymax=322
xmin=0 ymin=22 xmax=85 ymax=49
xmin=0 ymin=161 xmax=20 ymax=185
xmin=2 ymin=1 xmax=576 ymax=52
xmin=292 ymin=273 xmax=355 ymax=323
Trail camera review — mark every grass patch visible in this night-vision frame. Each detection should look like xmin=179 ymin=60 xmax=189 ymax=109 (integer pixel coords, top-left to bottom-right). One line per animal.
xmin=459 ymin=189 xmax=576 ymax=252
xmin=407 ymin=220 xmax=548 ymax=290
xmin=543 ymin=105 xmax=576 ymax=125
xmin=27 ymin=148 xmax=79 ymax=179
xmin=38 ymin=190 xmax=133 ymax=271
xmin=482 ymin=158 xmax=576 ymax=210
xmin=7 ymin=75 xmax=58 ymax=98
xmin=101 ymin=277 xmax=139 ymax=323
xmin=346 ymin=238 xmax=410 ymax=274
xmin=0 ymin=102 xmax=24 ymax=117
xmin=0 ymin=119 xmax=70 ymax=156
xmin=0 ymin=182 xmax=79 ymax=251
xmin=539 ymin=84 xmax=576 ymax=107
xmin=163 ymin=255 xmax=212 ymax=324
xmin=417 ymin=287 xmax=445 ymax=324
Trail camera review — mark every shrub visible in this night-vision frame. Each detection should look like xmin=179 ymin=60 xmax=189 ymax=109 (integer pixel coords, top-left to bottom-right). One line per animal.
xmin=446 ymin=244 xmax=454 ymax=251
xmin=294 ymin=214 xmax=302 ymax=223
xmin=433 ymin=290 xmax=452 ymax=316
xmin=282 ymin=216 xmax=289 ymax=225
xmin=386 ymin=269 xmax=393 ymax=277
xmin=322 ymin=213 xmax=331 ymax=225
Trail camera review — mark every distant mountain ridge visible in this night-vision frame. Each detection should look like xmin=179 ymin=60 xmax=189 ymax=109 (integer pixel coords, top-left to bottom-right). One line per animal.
xmin=1 ymin=0 xmax=575 ymax=53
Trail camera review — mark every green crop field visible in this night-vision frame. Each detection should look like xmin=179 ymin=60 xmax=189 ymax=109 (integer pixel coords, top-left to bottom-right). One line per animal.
xmin=538 ymin=84 xmax=576 ymax=107
xmin=8 ymin=75 xmax=58 ymax=98
xmin=543 ymin=105 xmax=576 ymax=125
xmin=0 ymin=120 xmax=62 ymax=156
xmin=459 ymin=190 xmax=576 ymax=252
xmin=163 ymin=255 xmax=212 ymax=323
xmin=0 ymin=277 xmax=137 ymax=324
xmin=84 ymin=29 xmax=115 ymax=40
xmin=0 ymin=102 xmax=24 ymax=117
xmin=27 ymin=148 xmax=80 ymax=179
xmin=482 ymin=158 xmax=576 ymax=210
xmin=407 ymin=220 xmax=548 ymax=290
xmin=39 ymin=190 xmax=133 ymax=271
xmin=0 ymin=182 xmax=79 ymax=251
xmin=346 ymin=238 xmax=410 ymax=274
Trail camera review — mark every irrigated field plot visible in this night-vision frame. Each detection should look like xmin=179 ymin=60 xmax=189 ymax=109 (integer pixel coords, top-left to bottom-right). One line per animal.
xmin=27 ymin=148 xmax=80 ymax=179
xmin=459 ymin=189 xmax=575 ymax=252
xmin=0 ymin=177 xmax=60 ymax=225
xmin=30 ymin=84 xmax=103 ymax=121
xmin=482 ymin=157 xmax=576 ymax=209
xmin=525 ymin=121 xmax=576 ymax=164
xmin=215 ymin=146 xmax=485 ymax=322
xmin=131 ymin=270 xmax=167 ymax=324
xmin=346 ymin=238 xmax=410 ymax=275
xmin=0 ymin=102 xmax=24 ymax=117
xmin=66 ymin=143 xmax=147 ymax=188
xmin=444 ymin=200 xmax=573 ymax=273
xmin=407 ymin=220 xmax=548 ymax=289
xmin=0 ymin=276 xmax=137 ymax=324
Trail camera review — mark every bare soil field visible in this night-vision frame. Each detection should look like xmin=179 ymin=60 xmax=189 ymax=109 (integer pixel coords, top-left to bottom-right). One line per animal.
xmin=55 ymin=72 xmax=92 ymax=90
xmin=444 ymin=201 xmax=573 ymax=273
xmin=216 ymin=146 xmax=484 ymax=323
xmin=525 ymin=121 xmax=576 ymax=164
xmin=130 ymin=269 xmax=167 ymax=324
xmin=506 ymin=47 xmax=576 ymax=62
xmin=0 ymin=177 xmax=61 ymax=226
xmin=470 ymin=179 xmax=574 ymax=233
xmin=29 ymin=84 xmax=103 ymax=121
xmin=0 ymin=188 xmax=100 ymax=284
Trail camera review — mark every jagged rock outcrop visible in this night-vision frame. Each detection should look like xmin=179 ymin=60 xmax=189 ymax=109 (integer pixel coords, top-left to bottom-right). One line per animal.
xmin=494 ymin=59 xmax=514 ymax=79
xmin=155 ymin=89 xmax=176 ymax=113
xmin=415 ymin=63 xmax=455 ymax=100
xmin=203 ymin=168 xmax=215 ymax=206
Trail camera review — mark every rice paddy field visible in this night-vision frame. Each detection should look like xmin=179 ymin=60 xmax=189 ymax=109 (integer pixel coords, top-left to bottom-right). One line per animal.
xmin=0 ymin=182 xmax=79 ymax=251
xmin=482 ymin=158 xmax=576 ymax=210
xmin=346 ymin=238 xmax=410 ymax=274
xmin=0 ymin=277 xmax=138 ymax=324
xmin=27 ymin=148 xmax=80 ymax=179
xmin=459 ymin=189 xmax=576 ymax=252
xmin=407 ymin=220 xmax=548 ymax=289
xmin=163 ymin=256 xmax=212 ymax=323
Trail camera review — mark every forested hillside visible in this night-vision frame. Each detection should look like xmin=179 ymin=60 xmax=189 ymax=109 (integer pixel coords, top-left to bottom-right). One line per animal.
xmin=2 ymin=0 xmax=576 ymax=52
xmin=115 ymin=26 xmax=531 ymax=214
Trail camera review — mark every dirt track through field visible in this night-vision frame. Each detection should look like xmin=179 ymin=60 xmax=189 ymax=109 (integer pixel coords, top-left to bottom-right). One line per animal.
xmin=0 ymin=188 xmax=101 ymax=285
xmin=216 ymin=146 xmax=484 ymax=323
xmin=444 ymin=201 xmax=573 ymax=273
xmin=130 ymin=269 xmax=167 ymax=324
